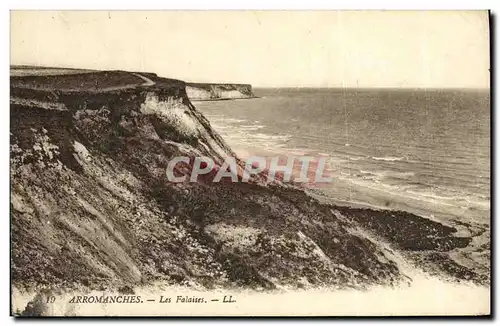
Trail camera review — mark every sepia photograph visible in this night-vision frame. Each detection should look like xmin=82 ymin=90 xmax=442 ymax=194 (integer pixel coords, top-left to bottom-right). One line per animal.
xmin=9 ymin=10 xmax=491 ymax=316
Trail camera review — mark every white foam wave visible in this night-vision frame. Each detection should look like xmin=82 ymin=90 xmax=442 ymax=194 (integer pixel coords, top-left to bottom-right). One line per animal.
xmin=357 ymin=169 xmax=415 ymax=179
xmin=372 ymin=156 xmax=405 ymax=162
xmin=239 ymin=125 xmax=265 ymax=131
xmin=203 ymin=116 xmax=248 ymax=124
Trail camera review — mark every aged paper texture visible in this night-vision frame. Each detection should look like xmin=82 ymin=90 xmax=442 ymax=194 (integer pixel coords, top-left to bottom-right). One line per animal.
xmin=10 ymin=10 xmax=490 ymax=316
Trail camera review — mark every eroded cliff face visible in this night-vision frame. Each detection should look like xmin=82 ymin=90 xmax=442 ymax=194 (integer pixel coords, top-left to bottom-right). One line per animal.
xmin=10 ymin=69 xmax=484 ymax=296
xmin=186 ymin=83 xmax=254 ymax=101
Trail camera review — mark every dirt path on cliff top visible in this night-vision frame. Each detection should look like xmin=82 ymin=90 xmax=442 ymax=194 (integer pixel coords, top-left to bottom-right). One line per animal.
xmin=11 ymin=71 xmax=156 ymax=93
xmin=67 ymin=72 xmax=156 ymax=92
xmin=77 ymin=73 xmax=155 ymax=92
xmin=131 ymin=73 xmax=155 ymax=87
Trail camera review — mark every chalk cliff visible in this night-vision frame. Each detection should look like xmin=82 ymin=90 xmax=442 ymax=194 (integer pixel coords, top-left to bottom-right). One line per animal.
xmin=10 ymin=67 xmax=486 ymax=297
xmin=186 ymin=83 xmax=255 ymax=101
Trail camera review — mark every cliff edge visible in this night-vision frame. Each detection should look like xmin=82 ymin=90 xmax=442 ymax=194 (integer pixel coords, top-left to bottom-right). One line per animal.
xmin=10 ymin=67 xmax=487 ymax=296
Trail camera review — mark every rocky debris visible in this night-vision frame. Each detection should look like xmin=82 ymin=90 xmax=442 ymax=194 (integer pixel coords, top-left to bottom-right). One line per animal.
xmin=10 ymin=69 xmax=487 ymax=297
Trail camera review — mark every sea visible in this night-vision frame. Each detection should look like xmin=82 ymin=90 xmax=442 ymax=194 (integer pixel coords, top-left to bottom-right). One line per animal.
xmin=195 ymin=88 xmax=490 ymax=226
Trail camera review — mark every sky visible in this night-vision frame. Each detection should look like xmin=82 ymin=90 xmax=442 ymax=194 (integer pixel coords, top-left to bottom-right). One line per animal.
xmin=10 ymin=11 xmax=490 ymax=88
